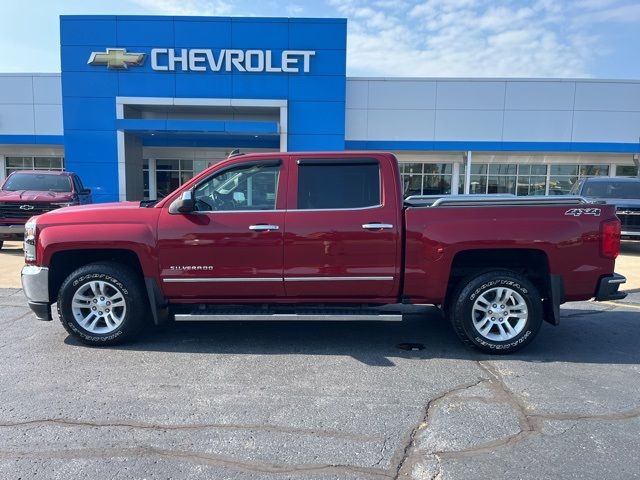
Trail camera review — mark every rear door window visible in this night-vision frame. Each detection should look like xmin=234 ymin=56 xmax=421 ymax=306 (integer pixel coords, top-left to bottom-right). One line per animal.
xmin=297 ymin=160 xmax=380 ymax=209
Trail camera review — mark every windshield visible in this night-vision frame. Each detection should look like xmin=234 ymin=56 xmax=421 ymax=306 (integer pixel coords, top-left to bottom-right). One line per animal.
xmin=583 ymin=180 xmax=640 ymax=199
xmin=2 ymin=173 xmax=72 ymax=192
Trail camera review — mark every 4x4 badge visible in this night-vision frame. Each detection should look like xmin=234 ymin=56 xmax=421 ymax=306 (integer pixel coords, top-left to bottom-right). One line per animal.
xmin=565 ymin=207 xmax=601 ymax=217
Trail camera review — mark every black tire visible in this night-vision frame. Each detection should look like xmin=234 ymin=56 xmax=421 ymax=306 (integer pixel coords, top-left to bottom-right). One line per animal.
xmin=449 ymin=270 xmax=543 ymax=354
xmin=57 ymin=262 xmax=147 ymax=346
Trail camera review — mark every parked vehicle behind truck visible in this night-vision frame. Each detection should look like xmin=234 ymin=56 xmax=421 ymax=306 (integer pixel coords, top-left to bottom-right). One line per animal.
xmin=0 ymin=170 xmax=91 ymax=249
xmin=571 ymin=176 xmax=640 ymax=240
xmin=21 ymin=152 xmax=625 ymax=353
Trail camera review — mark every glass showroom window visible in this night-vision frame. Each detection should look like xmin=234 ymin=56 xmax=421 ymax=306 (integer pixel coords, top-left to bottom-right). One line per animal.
xmin=464 ymin=163 xmax=543 ymax=195
xmin=549 ymin=164 xmax=609 ymax=195
xmin=488 ymin=164 xmax=517 ymax=194
xmin=400 ymin=163 xmax=453 ymax=197
xmin=466 ymin=162 xmax=609 ymax=196
xmin=466 ymin=164 xmax=518 ymax=194
xmin=5 ymin=156 xmax=64 ymax=177
xmin=616 ymin=165 xmax=638 ymax=177
xmin=516 ymin=165 xmax=547 ymax=196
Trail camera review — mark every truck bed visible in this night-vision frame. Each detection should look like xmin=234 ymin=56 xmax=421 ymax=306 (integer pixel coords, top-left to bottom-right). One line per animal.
xmin=402 ymin=196 xmax=616 ymax=304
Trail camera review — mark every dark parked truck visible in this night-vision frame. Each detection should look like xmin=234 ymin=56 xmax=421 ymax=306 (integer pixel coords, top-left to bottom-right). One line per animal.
xmin=571 ymin=176 xmax=640 ymax=240
xmin=0 ymin=170 xmax=91 ymax=249
xmin=20 ymin=152 xmax=626 ymax=353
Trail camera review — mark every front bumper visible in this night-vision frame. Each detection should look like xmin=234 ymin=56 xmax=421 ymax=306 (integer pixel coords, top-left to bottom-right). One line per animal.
xmin=21 ymin=265 xmax=52 ymax=321
xmin=594 ymin=273 xmax=627 ymax=301
xmin=0 ymin=224 xmax=25 ymax=239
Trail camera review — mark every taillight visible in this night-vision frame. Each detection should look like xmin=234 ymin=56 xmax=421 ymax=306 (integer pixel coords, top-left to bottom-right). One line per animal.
xmin=600 ymin=219 xmax=621 ymax=259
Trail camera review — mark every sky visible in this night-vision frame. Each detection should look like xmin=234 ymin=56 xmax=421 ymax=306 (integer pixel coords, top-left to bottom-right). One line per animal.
xmin=1 ymin=0 xmax=639 ymax=78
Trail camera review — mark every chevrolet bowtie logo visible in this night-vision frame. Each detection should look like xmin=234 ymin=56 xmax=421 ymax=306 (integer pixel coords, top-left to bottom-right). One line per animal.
xmin=87 ymin=48 xmax=146 ymax=69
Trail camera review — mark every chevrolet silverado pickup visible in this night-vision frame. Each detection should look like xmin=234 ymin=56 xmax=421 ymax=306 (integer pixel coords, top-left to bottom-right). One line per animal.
xmin=20 ymin=152 xmax=626 ymax=353
xmin=0 ymin=170 xmax=91 ymax=249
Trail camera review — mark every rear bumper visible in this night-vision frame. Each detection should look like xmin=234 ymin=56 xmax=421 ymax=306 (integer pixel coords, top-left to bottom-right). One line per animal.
xmin=21 ymin=265 xmax=52 ymax=321
xmin=0 ymin=224 xmax=25 ymax=239
xmin=594 ymin=273 xmax=627 ymax=301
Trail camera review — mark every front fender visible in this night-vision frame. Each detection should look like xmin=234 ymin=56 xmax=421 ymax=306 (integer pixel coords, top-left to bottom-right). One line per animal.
xmin=38 ymin=223 xmax=158 ymax=278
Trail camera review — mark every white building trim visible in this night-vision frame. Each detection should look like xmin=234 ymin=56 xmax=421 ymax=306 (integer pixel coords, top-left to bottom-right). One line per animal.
xmin=114 ymin=96 xmax=288 ymax=201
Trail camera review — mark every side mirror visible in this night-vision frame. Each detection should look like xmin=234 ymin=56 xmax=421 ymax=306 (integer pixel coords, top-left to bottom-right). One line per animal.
xmin=169 ymin=190 xmax=195 ymax=214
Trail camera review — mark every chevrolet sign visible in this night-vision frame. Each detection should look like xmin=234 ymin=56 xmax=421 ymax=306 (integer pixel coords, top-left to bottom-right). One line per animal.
xmin=87 ymin=48 xmax=146 ymax=69
xmin=152 ymin=48 xmax=315 ymax=73
xmin=88 ymin=48 xmax=315 ymax=73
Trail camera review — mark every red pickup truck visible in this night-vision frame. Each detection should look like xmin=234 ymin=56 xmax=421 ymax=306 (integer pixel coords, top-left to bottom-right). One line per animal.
xmin=21 ymin=152 xmax=626 ymax=353
xmin=0 ymin=170 xmax=92 ymax=249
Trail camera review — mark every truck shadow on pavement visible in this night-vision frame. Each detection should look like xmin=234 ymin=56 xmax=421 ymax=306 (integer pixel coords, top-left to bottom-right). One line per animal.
xmin=0 ymin=247 xmax=24 ymax=256
xmin=64 ymin=305 xmax=640 ymax=366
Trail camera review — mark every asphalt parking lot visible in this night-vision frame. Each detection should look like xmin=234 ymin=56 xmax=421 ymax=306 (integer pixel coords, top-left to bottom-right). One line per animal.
xmin=0 ymin=243 xmax=639 ymax=479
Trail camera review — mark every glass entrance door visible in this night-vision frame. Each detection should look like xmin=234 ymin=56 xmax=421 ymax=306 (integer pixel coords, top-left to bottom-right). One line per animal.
xmin=155 ymin=159 xmax=194 ymax=198
xmin=143 ymin=159 xmax=195 ymax=200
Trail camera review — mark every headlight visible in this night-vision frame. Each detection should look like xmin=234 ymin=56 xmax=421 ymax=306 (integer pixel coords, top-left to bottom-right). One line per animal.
xmin=24 ymin=217 xmax=37 ymax=262
xmin=53 ymin=202 xmax=77 ymax=208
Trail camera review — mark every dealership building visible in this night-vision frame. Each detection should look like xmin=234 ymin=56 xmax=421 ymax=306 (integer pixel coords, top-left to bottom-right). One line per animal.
xmin=0 ymin=15 xmax=639 ymax=203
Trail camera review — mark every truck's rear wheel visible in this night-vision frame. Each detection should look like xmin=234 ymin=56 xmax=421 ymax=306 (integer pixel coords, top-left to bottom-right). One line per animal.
xmin=449 ymin=270 xmax=542 ymax=354
xmin=57 ymin=262 xmax=147 ymax=346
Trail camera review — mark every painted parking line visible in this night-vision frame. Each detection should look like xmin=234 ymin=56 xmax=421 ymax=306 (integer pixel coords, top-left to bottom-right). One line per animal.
xmin=600 ymin=301 xmax=640 ymax=310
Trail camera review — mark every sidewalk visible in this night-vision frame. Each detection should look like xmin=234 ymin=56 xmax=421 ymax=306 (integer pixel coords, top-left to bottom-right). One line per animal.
xmin=1 ymin=240 xmax=638 ymax=292
xmin=0 ymin=242 xmax=23 ymax=288
xmin=620 ymin=242 xmax=640 ymax=294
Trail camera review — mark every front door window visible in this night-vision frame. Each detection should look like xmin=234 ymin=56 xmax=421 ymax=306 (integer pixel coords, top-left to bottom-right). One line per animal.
xmin=194 ymin=163 xmax=280 ymax=211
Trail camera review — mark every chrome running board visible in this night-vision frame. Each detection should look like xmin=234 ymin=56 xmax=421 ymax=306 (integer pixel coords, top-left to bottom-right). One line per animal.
xmin=174 ymin=313 xmax=403 ymax=322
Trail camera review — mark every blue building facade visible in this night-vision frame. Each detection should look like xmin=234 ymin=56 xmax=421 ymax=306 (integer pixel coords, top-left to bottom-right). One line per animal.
xmin=59 ymin=15 xmax=346 ymax=202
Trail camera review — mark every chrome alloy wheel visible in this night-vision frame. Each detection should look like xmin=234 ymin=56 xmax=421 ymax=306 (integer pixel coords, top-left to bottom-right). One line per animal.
xmin=71 ymin=280 xmax=127 ymax=334
xmin=471 ymin=287 xmax=528 ymax=341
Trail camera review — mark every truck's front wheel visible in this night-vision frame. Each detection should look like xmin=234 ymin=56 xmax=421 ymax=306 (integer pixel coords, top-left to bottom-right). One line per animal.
xmin=449 ymin=270 xmax=542 ymax=354
xmin=57 ymin=262 xmax=146 ymax=346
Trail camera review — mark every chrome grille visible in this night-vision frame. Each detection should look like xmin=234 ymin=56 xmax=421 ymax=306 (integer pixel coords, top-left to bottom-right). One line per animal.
xmin=0 ymin=202 xmax=59 ymax=220
xmin=617 ymin=207 xmax=640 ymax=231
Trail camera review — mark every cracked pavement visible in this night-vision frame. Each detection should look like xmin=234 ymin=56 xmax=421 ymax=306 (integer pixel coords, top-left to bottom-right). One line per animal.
xmin=1 ymin=288 xmax=639 ymax=479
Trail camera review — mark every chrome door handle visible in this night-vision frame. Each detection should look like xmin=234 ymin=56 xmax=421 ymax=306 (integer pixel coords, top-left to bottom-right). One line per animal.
xmin=362 ymin=223 xmax=394 ymax=230
xmin=249 ymin=224 xmax=280 ymax=231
